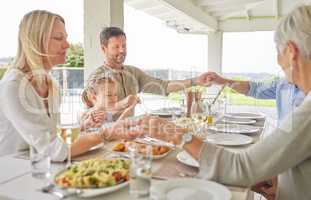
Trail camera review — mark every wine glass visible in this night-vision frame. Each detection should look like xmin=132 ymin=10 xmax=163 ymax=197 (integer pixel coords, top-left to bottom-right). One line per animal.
xmin=57 ymin=89 xmax=80 ymax=167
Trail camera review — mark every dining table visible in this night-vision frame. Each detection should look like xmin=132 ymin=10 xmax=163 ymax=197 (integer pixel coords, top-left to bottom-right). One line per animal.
xmin=0 ymin=114 xmax=266 ymax=200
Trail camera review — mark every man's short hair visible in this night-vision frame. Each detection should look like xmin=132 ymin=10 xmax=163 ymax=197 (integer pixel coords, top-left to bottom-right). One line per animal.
xmin=100 ymin=27 xmax=126 ymax=46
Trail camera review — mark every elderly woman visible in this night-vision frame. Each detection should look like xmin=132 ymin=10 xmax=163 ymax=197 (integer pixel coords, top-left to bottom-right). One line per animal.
xmin=0 ymin=10 xmax=141 ymax=161
xmin=141 ymin=5 xmax=311 ymax=200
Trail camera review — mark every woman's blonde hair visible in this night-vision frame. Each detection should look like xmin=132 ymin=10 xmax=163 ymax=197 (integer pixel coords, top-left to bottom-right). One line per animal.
xmin=82 ymin=72 xmax=117 ymax=108
xmin=12 ymin=10 xmax=65 ymax=72
xmin=274 ymin=5 xmax=311 ymax=59
xmin=9 ymin=10 xmax=65 ymax=95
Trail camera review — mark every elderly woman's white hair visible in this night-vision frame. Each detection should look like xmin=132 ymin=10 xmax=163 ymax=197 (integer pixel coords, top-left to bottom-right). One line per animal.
xmin=274 ymin=5 xmax=311 ymax=59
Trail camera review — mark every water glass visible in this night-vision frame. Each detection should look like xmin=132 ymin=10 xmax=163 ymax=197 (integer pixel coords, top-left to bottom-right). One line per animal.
xmin=29 ymin=133 xmax=51 ymax=179
xmin=128 ymin=143 xmax=152 ymax=198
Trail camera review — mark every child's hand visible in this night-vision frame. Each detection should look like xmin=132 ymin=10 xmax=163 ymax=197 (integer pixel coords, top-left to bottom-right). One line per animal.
xmin=81 ymin=110 xmax=107 ymax=130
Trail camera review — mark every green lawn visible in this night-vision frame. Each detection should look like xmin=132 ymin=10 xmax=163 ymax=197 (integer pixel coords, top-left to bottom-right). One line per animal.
xmin=225 ymin=93 xmax=276 ymax=107
xmin=168 ymin=86 xmax=276 ymax=107
xmin=0 ymin=68 xmax=7 ymax=79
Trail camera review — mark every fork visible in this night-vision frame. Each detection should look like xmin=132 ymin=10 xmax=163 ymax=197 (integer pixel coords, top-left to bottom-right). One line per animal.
xmin=40 ymin=183 xmax=83 ymax=199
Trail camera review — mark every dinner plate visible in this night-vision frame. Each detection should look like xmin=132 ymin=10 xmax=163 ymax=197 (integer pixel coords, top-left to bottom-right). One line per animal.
xmin=111 ymin=149 xmax=171 ymax=160
xmin=176 ymin=151 xmax=199 ymax=168
xmin=205 ymin=133 xmax=253 ymax=146
xmin=150 ymin=107 xmax=183 ymax=118
xmin=112 ymin=140 xmax=173 ymax=160
xmin=209 ymin=124 xmax=260 ymax=134
xmin=152 ymin=150 xmax=172 ymax=160
xmin=150 ymin=178 xmax=231 ymax=200
xmin=134 ymin=137 xmax=176 ymax=148
xmin=76 ymin=181 xmax=129 ymax=198
xmin=224 ymin=112 xmax=265 ymax=120
xmin=54 ymin=170 xmax=129 ymax=198
xmin=221 ymin=117 xmax=256 ymax=125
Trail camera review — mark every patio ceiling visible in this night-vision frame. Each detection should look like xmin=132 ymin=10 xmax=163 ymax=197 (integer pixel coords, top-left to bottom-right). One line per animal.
xmin=125 ymin=0 xmax=309 ymax=34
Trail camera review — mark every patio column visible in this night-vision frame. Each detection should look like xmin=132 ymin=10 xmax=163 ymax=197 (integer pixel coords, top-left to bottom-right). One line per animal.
xmin=84 ymin=0 xmax=124 ymax=81
xmin=208 ymin=31 xmax=223 ymax=74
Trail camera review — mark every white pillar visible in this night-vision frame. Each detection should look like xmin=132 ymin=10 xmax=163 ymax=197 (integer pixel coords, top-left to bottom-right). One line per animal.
xmin=208 ymin=31 xmax=223 ymax=74
xmin=84 ymin=0 xmax=124 ymax=81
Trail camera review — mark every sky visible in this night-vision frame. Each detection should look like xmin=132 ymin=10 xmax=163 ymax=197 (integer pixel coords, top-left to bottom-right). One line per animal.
xmin=0 ymin=0 xmax=282 ymax=75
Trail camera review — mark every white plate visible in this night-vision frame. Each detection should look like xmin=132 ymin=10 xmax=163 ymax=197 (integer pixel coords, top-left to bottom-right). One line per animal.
xmin=78 ymin=181 xmax=129 ymax=198
xmin=176 ymin=151 xmax=199 ymax=168
xmin=225 ymin=112 xmax=265 ymax=120
xmin=54 ymin=171 xmax=129 ymax=198
xmin=152 ymin=150 xmax=172 ymax=160
xmin=221 ymin=117 xmax=256 ymax=125
xmin=205 ymin=133 xmax=253 ymax=146
xmin=209 ymin=124 xmax=260 ymax=134
xmin=150 ymin=178 xmax=231 ymax=200
xmin=151 ymin=112 xmax=172 ymax=118
xmin=111 ymin=150 xmax=171 ymax=160
xmin=135 ymin=137 xmax=176 ymax=148
xmin=151 ymin=107 xmax=183 ymax=118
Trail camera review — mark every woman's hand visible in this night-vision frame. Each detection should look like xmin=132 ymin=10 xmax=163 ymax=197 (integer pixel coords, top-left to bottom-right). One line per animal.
xmin=139 ymin=116 xmax=185 ymax=145
xmin=102 ymin=119 xmax=144 ymax=141
xmin=251 ymin=177 xmax=277 ymax=200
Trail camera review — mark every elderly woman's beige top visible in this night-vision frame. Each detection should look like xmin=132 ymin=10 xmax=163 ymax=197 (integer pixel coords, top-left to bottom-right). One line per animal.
xmin=197 ymin=92 xmax=311 ymax=200
xmin=0 ymin=69 xmax=67 ymax=161
xmin=87 ymin=65 xmax=170 ymax=100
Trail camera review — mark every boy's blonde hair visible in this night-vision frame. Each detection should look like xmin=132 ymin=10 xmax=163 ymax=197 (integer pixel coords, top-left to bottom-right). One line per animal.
xmin=82 ymin=72 xmax=117 ymax=108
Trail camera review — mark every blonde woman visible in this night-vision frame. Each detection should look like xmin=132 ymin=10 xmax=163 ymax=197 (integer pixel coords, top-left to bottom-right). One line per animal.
xmin=0 ymin=10 xmax=142 ymax=161
xmin=80 ymin=73 xmax=140 ymax=131
xmin=141 ymin=5 xmax=311 ymax=200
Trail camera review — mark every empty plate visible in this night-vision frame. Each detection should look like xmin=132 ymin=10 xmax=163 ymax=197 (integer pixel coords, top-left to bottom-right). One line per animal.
xmin=221 ymin=117 xmax=256 ymax=125
xmin=151 ymin=107 xmax=183 ymax=118
xmin=150 ymin=178 xmax=231 ymax=200
xmin=205 ymin=133 xmax=253 ymax=146
xmin=225 ymin=112 xmax=265 ymax=120
xmin=209 ymin=124 xmax=260 ymax=134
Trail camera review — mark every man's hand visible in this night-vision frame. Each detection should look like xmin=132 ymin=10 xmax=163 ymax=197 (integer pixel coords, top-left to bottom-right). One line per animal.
xmin=195 ymin=72 xmax=228 ymax=86
xmin=125 ymin=95 xmax=140 ymax=107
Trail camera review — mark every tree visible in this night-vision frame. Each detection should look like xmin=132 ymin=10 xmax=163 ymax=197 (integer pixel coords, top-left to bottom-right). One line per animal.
xmin=64 ymin=43 xmax=84 ymax=67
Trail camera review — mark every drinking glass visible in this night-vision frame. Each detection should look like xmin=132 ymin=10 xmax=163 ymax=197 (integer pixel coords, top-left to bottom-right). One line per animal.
xmin=128 ymin=143 xmax=152 ymax=198
xmin=57 ymin=113 xmax=80 ymax=167
xmin=57 ymin=89 xmax=81 ymax=167
xmin=29 ymin=132 xmax=51 ymax=179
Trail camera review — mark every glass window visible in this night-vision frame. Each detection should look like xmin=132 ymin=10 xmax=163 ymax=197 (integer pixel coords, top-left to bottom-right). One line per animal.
xmin=222 ymin=31 xmax=283 ymax=79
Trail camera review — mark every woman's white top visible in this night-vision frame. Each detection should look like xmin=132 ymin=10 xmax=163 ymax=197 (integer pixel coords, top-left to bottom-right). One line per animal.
xmin=198 ymin=91 xmax=311 ymax=200
xmin=0 ymin=69 xmax=67 ymax=161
